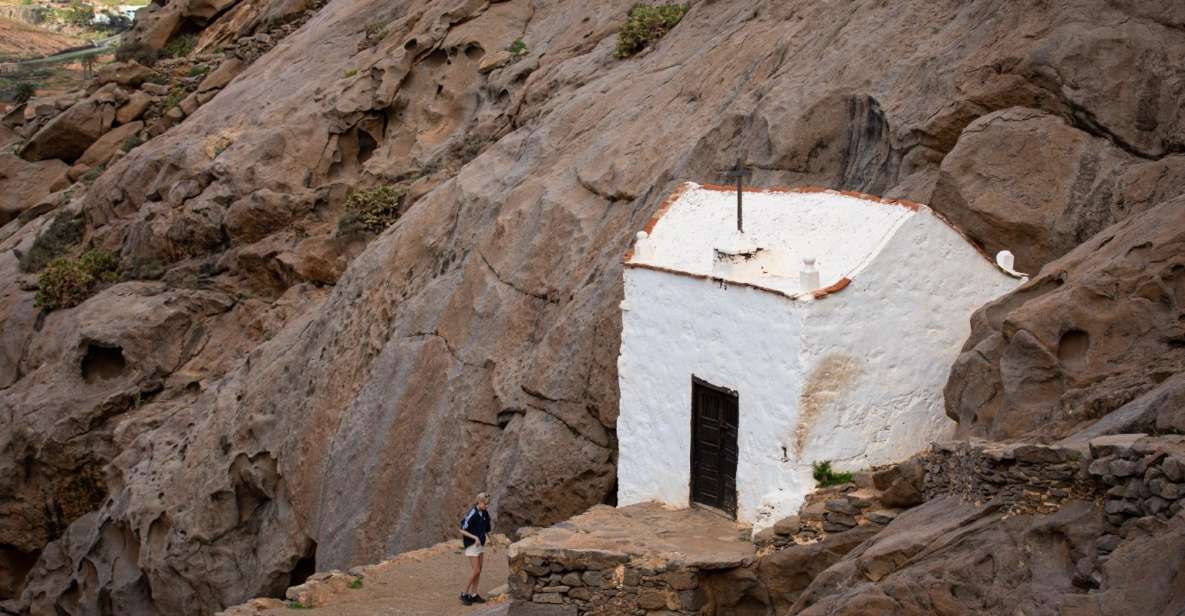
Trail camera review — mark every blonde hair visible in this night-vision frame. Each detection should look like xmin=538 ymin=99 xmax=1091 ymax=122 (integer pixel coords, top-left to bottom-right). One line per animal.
xmin=476 ymin=492 xmax=490 ymax=504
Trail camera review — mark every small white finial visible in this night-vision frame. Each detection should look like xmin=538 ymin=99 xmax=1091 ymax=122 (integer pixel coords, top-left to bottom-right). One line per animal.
xmin=799 ymin=256 xmax=820 ymax=292
xmin=996 ymin=250 xmax=1015 ymax=271
xmin=633 ymin=230 xmax=653 ymax=260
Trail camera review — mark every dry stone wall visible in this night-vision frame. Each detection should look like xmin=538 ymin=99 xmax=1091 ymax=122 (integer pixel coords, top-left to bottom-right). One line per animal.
xmin=920 ymin=440 xmax=1097 ymax=514
xmin=508 ymin=551 xmax=704 ymax=616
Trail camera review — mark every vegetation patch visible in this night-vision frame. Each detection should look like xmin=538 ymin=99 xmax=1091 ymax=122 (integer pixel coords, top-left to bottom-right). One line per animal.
xmin=348 ymin=577 xmax=363 ymax=590
xmin=186 ymin=64 xmax=211 ymax=78
xmin=80 ymin=163 xmax=106 ymax=185
xmin=337 ymin=185 xmax=406 ymax=237
xmin=359 ymin=22 xmax=387 ymax=50
xmin=508 ymin=38 xmax=528 ymax=55
xmin=35 ymin=249 xmax=121 ymax=311
xmin=115 ymin=42 xmax=161 ymax=67
xmin=12 ymin=81 xmax=36 ymax=104
xmin=164 ymin=33 xmax=198 ymax=58
xmin=121 ymin=133 xmax=144 ymax=153
xmin=19 ymin=212 xmax=85 ymax=273
xmin=812 ymin=460 xmax=853 ymax=487
xmin=614 ymin=3 xmax=688 ymax=59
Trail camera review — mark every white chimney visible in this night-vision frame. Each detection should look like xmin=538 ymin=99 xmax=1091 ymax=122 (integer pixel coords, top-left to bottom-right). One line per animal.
xmin=799 ymin=257 xmax=819 ymax=292
xmin=633 ymin=231 xmax=653 ymax=260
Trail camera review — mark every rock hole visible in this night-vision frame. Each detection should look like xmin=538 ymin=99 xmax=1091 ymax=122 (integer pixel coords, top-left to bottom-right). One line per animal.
xmin=81 ymin=344 xmax=126 ymax=383
xmin=424 ymin=48 xmax=448 ymax=67
xmin=435 ymin=83 xmax=444 ymax=97
xmin=464 ymin=43 xmax=483 ymax=59
xmin=357 ymin=129 xmax=378 ymax=163
xmin=404 ymin=38 xmax=417 ymax=50
xmin=0 ymin=544 xmax=38 ymax=601
xmin=1057 ymin=329 xmax=1090 ymax=367
xmin=288 ymin=541 xmax=317 ymax=588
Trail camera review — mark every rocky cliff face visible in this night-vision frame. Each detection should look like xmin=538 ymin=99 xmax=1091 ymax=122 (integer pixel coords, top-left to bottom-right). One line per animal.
xmin=2 ymin=0 xmax=1184 ymax=614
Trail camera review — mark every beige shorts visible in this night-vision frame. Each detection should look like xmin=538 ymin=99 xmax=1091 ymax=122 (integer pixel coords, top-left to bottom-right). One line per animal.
xmin=464 ymin=543 xmax=484 ymax=557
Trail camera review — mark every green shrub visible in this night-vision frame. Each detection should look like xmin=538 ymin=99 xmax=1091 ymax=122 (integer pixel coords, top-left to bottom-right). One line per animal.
xmin=186 ymin=64 xmax=211 ymax=78
xmin=19 ymin=212 xmax=85 ymax=273
xmin=508 ymin=38 xmax=527 ymax=55
xmin=80 ymin=163 xmax=106 ymax=185
xmin=121 ymin=132 xmax=144 ymax=152
xmin=115 ymin=42 xmax=160 ymax=67
xmin=614 ymin=3 xmax=687 ymax=59
xmin=348 ymin=577 xmax=363 ymax=589
xmin=13 ymin=81 xmax=36 ymax=104
xmin=811 ymin=460 xmax=853 ymax=487
xmin=343 ymin=68 xmax=358 ymax=78
xmin=163 ymin=86 xmax=186 ymax=110
xmin=164 ymin=33 xmax=197 ymax=58
xmin=337 ymin=186 xmax=406 ymax=237
xmin=35 ymin=249 xmax=121 ymax=311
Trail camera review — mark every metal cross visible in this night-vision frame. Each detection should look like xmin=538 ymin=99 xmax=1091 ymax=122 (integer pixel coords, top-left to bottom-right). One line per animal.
xmin=723 ymin=157 xmax=751 ymax=233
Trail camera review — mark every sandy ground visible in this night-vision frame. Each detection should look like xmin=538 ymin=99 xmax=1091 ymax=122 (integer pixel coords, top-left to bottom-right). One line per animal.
xmin=0 ymin=17 xmax=83 ymax=59
xmin=261 ymin=540 xmax=510 ymax=616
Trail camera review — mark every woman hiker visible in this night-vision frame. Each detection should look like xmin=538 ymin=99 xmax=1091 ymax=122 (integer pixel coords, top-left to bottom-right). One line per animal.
xmin=459 ymin=492 xmax=492 ymax=605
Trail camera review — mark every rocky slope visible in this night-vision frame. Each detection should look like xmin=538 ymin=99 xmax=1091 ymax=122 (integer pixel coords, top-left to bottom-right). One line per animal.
xmin=1 ymin=0 xmax=1184 ymax=614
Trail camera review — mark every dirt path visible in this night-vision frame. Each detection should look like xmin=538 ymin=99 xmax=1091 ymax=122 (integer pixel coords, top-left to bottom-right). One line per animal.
xmin=258 ymin=540 xmax=510 ymax=616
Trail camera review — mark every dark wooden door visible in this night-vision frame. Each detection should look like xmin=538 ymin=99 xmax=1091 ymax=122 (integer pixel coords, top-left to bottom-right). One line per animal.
xmin=690 ymin=378 xmax=738 ymax=517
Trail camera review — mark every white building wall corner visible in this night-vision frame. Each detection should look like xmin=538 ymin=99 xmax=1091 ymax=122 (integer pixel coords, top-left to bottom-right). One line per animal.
xmin=617 ymin=201 xmax=1021 ymax=532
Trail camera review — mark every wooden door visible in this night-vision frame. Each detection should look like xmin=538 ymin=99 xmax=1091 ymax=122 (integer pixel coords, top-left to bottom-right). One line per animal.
xmin=690 ymin=378 xmax=738 ymax=517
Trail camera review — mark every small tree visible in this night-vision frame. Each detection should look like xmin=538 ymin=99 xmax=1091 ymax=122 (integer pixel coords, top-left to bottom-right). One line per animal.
xmin=13 ymin=81 xmax=36 ymax=103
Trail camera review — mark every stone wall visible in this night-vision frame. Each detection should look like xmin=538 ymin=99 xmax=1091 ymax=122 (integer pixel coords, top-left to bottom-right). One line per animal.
xmin=920 ymin=440 xmax=1098 ymax=514
xmin=508 ymin=551 xmax=704 ymax=616
xmin=1087 ymin=435 xmax=1185 ymax=529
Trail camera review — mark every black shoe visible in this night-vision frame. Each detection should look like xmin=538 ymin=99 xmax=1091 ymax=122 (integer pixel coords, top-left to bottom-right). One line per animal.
xmin=460 ymin=593 xmax=473 ymax=605
xmin=471 ymin=594 xmax=487 ymax=604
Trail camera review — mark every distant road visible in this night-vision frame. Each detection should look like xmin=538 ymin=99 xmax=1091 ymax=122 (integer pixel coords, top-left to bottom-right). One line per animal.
xmin=4 ymin=33 xmax=122 ymax=71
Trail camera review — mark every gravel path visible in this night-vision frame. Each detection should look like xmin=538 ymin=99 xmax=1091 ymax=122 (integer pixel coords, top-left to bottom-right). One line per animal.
xmin=260 ymin=541 xmax=510 ymax=616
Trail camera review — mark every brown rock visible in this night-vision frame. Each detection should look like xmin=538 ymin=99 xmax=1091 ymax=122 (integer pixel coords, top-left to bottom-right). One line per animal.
xmin=946 ymin=199 xmax=1185 ymax=440
xmin=773 ymin=515 xmax=800 ymax=536
xmin=95 ymin=61 xmax=155 ymax=88
xmin=8 ymin=2 xmax=1185 ymax=614
xmin=931 ymin=108 xmax=1185 ymax=272
xmin=76 ymin=122 xmax=144 ymax=170
xmin=116 ymin=91 xmax=154 ymax=124
xmin=0 ymin=154 xmax=68 ymax=225
xmin=20 ymin=98 xmax=116 ymax=162
xmin=198 ymin=58 xmax=244 ymax=93
xmin=179 ymin=93 xmax=200 ymax=116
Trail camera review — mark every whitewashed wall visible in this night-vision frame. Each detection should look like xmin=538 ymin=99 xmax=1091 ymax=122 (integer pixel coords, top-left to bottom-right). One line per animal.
xmin=616 ymin=268 xmax=808 ymax=522
xmin=617 ymin=207 xmax=1021 ymax=530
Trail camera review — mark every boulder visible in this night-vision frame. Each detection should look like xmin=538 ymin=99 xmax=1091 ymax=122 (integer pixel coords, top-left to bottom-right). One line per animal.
xmin=931 ymin=108 xmax=1185 ymax=272
xmin=95 ymin=61 xmax=155 ymax=88
xmin=76 ymin=121 xmax=144 ymax=170
xmin=946 ymin=199 xmax=1185 ymax=440
xmin=198 ymin=58 xmax=244 ymax=93
xmin=116 ymin=91 xmax=155 ymax=124
xmin=0 ymin=154 xmax=69 ymax=225
xmin=20 ymin=98 xmax=116 ymax=162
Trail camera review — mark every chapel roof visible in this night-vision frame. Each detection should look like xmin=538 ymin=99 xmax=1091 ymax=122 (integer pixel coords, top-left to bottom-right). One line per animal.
xmin=624 ymin=182 xmax=1004 ymax=300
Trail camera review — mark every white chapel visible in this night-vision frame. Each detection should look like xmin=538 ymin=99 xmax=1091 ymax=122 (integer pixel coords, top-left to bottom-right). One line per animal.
xmin=616 ymin=182 xmax=1023 ymax=530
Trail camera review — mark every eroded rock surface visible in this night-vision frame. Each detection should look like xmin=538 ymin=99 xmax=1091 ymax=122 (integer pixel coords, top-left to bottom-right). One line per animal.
xmin=946 ymin=199 xmax=1185 ymax=440
xmin=2 ymin=0 xmax=1184 ymax=613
